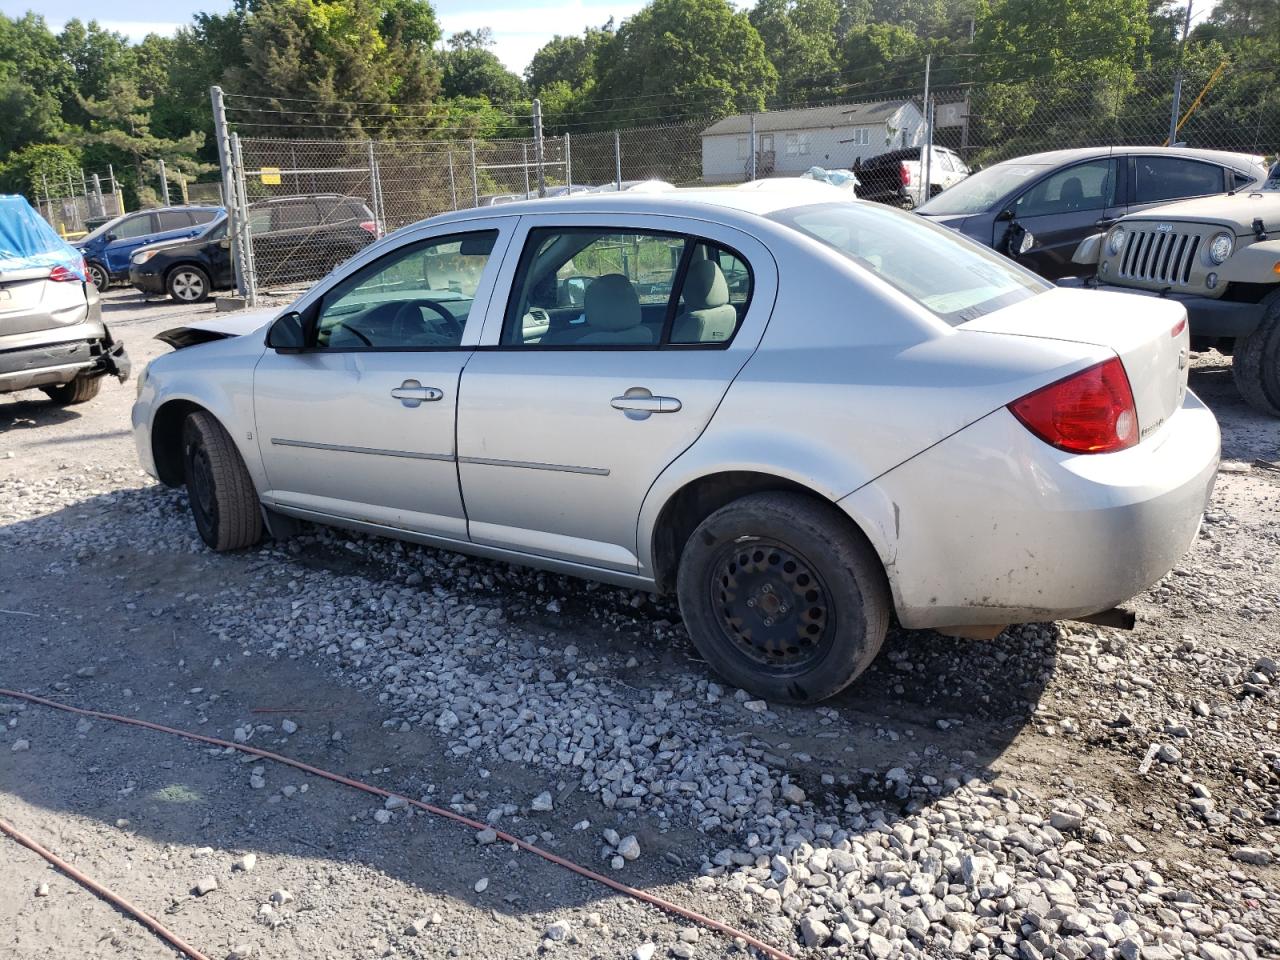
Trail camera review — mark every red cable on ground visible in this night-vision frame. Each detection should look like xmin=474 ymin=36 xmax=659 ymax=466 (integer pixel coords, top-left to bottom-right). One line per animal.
xmin=0 ymin=814 xmax=213 ymax=960
xmin=0 ymin=689 xmax=797 ymax=960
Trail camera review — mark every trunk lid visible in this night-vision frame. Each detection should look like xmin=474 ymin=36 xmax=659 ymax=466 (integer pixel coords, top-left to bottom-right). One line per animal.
xmin=0 ymin=267 xmax=86 ymax=337
xmin=959 ymin=287 xmax=1189 ymax=441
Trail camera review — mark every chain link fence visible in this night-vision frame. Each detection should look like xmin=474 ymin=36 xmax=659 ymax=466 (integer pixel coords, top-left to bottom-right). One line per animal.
xmin=220 ymin=59 xmax=1277 ymax=298
xmin=34 ymin=169 xmax=125 ymax=238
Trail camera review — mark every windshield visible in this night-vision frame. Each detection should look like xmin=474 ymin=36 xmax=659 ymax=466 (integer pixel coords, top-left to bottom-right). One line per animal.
xmin=917 ymin=162 xmax=1051 ymax=215
xmin=772 ymin=202 xmax=1048 ymax=325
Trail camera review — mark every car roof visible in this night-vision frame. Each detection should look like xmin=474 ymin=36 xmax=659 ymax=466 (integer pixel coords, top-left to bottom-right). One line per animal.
xmin=994 ymin=145 xmax=1264 ymax=171
xmin=414 ymin=180 xmax=851 ymax=230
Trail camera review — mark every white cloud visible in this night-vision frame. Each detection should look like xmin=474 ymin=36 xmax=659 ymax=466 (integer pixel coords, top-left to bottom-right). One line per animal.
xmin=439 ymin=1 xmax=644 ymax=73
xmin=76 ymin=20 xmax=184 ymax=42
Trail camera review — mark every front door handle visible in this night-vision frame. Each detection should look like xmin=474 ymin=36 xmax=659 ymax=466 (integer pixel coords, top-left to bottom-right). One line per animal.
xmin=391 ymin=379 xmax=443 ymax=408
xmin=611 ymin=394 xmax=682 ymax=414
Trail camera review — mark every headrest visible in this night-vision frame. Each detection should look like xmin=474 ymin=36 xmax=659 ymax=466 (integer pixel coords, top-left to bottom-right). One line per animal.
xmin=1060 ymin=177 xmax=1084 ymax=201
xmin=584 ymin=273 xmax=641 ymax=331
xmin=682 ymin=260 xmax=729 ymax=310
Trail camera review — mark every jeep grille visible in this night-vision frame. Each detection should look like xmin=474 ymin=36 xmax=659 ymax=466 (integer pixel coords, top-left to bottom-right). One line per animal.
xmin=1118 ymin=227 xmax=1200 ymax=286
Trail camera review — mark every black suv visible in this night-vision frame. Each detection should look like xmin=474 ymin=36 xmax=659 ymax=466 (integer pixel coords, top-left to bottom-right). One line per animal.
xmin=129 ymin=194 xmax=379 ymax=301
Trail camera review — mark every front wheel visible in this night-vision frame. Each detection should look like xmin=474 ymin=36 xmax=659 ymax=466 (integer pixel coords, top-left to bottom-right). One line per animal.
xmin=87 ymin=263 xmax=109 ymax=291
xmin=1231 ymin=298 xmax=1280 ymax=417
xmin=676 ymin=492 xmax=891 ymax=704
xmin=181 ymin=411 xmax=263 ymax=551
xmin=167 ymin=265 xmax=211 ymax=303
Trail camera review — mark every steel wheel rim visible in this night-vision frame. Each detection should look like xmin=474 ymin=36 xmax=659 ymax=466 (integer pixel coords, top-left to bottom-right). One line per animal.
xmin=709 ymin=538 xmax=835 ymax=673
xmin=89 ymin=265 xmax=107 ymax=289
xmin=187 ymin=441 xmax=216 ymax=533
xmin=173 ymin=271 xmax=204 ymax=301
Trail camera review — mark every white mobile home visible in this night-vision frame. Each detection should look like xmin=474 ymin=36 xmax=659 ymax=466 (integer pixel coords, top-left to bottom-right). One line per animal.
xmin=701 ymin=100 xmax=925 ymax=183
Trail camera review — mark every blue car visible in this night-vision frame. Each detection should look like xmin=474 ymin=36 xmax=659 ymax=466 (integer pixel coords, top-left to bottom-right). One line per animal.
xmin=75 ymin=205 xmax=223 ymax=291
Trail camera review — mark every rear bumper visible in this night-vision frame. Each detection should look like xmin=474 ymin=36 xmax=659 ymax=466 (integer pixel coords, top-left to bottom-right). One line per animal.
xmin=840 ymin=391 xmax=1220 ymax=629
xmin=130 ymin=264 xmax=166 ymax=294
xmin=0 ymin=324 xmax=130 ymax=394
xmin=1077 ymin=282 xmax=1262 ymax=338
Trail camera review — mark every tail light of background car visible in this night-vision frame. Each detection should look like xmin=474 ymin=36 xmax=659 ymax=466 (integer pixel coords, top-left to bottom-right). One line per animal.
xmin=360 ymin=220 xmax=380 ymax=236
xmin=1008 ymin=357 xmax=1138 ymax=454
xmin=898 ymin=163 xmax=912 ymax=186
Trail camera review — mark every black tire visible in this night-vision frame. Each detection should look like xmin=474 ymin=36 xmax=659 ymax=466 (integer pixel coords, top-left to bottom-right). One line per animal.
xmin=167 ymin=265 xmax=211 ymax=303
xmin=676 ymin=492 xmax=891 ymax=704
xmin=1231 ymin=297 xmax=1280 ymax=417
xmin=41 ymin=375 xmax=102 ymax=405
xmin=181 ymin=411 xmax=263 ymax=551
xmin=87 ymin=262 xmax=109 ymax=292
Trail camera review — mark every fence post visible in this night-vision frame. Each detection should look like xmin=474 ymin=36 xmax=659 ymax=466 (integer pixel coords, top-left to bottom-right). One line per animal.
xmin=91 ymin=174 xmax=104 ymax=217
xmin=1168 ymin=0 xmax=1193 ymax=145
xmin=210 ymin=86 xmax=247 ymax=299
xmin=365 ymin=140 xmax=382 ymax=231
xmin=447 ymin=148 xmax=458 ymax=210
xmin=523 ymin=143 xmax=530 ymax=197
xmin=564 ymin=133 xmax=572 ymax=194
xmin=230 ymin=132 xmax=258 ymax=307
xmin=107 ymin=164 xmax=122 ymax=213
xmin=469 ymin=140 xmax=479 ymax=207
xmin=532 ymin=97 xmax=546 ymax=198
xmin=614 ymin=130 xmax=622 ymax=189
xmin=749 ymin=113 xmax=757 ymax=181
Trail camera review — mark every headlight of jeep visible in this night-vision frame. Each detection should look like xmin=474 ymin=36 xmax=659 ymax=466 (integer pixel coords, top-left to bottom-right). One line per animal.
xmin=1107 ymin=226 xmax=1126 ymax=256
xmin=1208 ymin=232 xmax=1234 ymax=264
xmin=132 ymin=250 xmax=158 ymax=265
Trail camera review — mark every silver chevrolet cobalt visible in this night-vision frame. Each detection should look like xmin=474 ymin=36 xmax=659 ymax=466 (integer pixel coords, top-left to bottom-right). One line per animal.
xmin=133 ymin=181 xmax=1219 ymax=703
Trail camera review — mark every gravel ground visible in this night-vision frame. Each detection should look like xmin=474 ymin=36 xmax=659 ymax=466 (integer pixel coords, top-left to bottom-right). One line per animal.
xmin=1 ymin=289 xmax=1278 ymax=960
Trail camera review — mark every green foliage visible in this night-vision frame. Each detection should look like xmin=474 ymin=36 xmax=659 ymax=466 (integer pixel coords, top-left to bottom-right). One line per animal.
xmin=0 ymin=142 xmax=81 ymax=194
xmin=591 ymin=0 xmax=778 ymax=125
xmin=524 ymin=24 xmax=612 ymax=95
xmin=440 ymin=29 xmax=525 ymax=103
xmin=750 ymin=0 xmax=841 ymax=104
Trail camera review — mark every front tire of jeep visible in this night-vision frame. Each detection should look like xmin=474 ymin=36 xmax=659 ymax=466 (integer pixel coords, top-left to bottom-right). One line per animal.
xmin=1231 ymin=296 xmax=1280 ymax=417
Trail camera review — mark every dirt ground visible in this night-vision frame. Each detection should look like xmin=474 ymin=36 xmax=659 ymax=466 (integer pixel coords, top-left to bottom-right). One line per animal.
xmin=1 ymin=288 xmax=1277 ymax=960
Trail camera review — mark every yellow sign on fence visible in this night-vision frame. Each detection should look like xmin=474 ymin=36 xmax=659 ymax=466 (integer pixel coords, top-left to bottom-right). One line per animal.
xmin=259 ymin=167 xmax=281 ymax=185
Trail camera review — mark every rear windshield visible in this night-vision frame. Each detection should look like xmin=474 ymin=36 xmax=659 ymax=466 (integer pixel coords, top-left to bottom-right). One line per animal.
xmin=771 ymin=202 xmax=1047 ymax=325
xmin=917 ymin=162 xmax=1051 ymax=215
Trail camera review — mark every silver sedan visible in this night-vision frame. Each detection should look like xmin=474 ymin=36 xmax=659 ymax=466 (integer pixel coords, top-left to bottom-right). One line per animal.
xmin=132 ymin=182 xmax=1219 ymax=703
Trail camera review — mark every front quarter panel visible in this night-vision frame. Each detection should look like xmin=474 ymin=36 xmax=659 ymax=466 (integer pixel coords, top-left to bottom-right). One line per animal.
xmin=132 ymin=326 xmax=271 ymax=489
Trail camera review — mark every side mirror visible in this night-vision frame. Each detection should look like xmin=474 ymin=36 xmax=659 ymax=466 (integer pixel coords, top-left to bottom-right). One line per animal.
xmin=266 ymin=312 xmax=306 ymax=352
xmin=995 ymin=208 xmax=1015 ymax=222
xmin=560 ymin=276 xmax=587 ymax=307
xmin=105 ymin=233 xmax=118 ymax=242
xmin=219 ymin=239 xmax=231 ymax=249
xmin=1006 ymin=222 xmax=1035 ymax=256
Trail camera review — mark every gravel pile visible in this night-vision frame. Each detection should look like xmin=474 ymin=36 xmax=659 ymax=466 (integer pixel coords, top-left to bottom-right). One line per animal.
xmin=2 ymin=459 xmax=1277 ymax=959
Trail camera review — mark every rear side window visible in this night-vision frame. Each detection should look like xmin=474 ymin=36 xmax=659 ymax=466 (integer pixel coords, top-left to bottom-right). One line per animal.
xmin=157 ymin=210 xmax=193 ymax=230
xmin=274 ymin=201 xmax=317 ymax=230
xmin=772 ymin=202 xmax=1047 ymax=325
xmin=501 ymin=227 xmax=752 ymax=348
xmin=1134 ymin=157 xmax=1225 ymax=203
xmin=112 ymin=214 xmax=157 ymax=239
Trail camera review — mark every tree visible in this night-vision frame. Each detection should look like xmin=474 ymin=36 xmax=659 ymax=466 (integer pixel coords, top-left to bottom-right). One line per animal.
xmin=591 ymin=0 xmax=777 ymax=125
xmin=226 ymin=0 xmax=442 ymax=137
xmin=0 ymin=143 xmax=81 ymax=196
xmin=749 ymin=0 xmax=841 ymax=104
xmin=440 ymin=28 xmax=525 ymax=103
xmin=524 ymin=24 xmax=612 ymax=95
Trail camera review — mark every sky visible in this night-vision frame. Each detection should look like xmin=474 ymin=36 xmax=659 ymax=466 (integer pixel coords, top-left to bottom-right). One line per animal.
xmin=5 ymin=0 xmax=646 ymax=74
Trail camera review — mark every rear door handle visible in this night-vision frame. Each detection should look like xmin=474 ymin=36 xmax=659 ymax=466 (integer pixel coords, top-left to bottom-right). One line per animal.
xmin=391 ymin=379 xmax=443 ymax=407
xmin=611 ymin=395 xmax=681 ymax=414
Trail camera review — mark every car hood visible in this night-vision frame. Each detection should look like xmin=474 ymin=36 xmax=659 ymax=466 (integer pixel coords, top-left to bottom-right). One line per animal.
xmin=156 ymin=309 xmax=275 ymax=350
xmin=1122 ymin=191 xmax=1280 ymax=234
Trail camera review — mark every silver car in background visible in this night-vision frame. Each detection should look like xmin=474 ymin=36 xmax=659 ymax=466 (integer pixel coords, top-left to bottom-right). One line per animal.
xmin=132 ymin=182 xmax=1219 ymax=704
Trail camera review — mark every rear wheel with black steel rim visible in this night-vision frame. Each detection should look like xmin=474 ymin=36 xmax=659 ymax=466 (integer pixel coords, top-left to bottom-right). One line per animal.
xmin=167 ymin=265 xmax=210 ymax=303
xmin=676 ymin=492 xmax=890 ymax=704
xmin=181 ymin=411 xmax=263 ymax=551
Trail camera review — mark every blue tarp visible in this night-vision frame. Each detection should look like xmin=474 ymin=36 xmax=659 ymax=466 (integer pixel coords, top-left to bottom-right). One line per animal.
xmin=0 ymin=194 xmax=86 ymax=279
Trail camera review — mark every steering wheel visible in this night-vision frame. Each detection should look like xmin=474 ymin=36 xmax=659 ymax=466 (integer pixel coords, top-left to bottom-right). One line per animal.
xmin=392 ymin=299 xmax=464 ymax=341
xmin=329 ymin=320 xmax=373 ymax=346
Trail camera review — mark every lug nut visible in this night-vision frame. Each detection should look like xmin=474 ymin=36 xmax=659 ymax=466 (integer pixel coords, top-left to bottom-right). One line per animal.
xmin=746 ymin=598 xmax=755 ymax=607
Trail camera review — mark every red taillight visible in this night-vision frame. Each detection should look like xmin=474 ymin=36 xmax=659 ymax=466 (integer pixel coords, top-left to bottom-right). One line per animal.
xmin=359 ymin=220 xmax=377 ymax=235
xmin=899 ymin=162 xmax=912 ymax=186
xmin=1008 ymin=357 xmax=1139 ymax=454
xmin=49 ymin=260 xmax=86 ymax=282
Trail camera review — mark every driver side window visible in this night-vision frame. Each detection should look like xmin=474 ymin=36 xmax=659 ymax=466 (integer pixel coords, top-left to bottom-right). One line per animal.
xmin=1014 ymin=160 xmax=1116 ymax=217
xmin=313 ymin=231 xmax=497 ymax=350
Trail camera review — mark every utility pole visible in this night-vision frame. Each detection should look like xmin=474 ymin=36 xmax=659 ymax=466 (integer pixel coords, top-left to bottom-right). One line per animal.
xmin=210 ymin=86 xmax=246 ymax=298
xmin=749 ymin=113 xmax=758 ymax=181
xmin=532 ymin=98 xmax=546 ymax=198
xmin=920 ymin=54 xmax=931 ymax=205
xmin=614 ymin=130 xmax=622 ymax=190
xmin=1168 ymin=0 xmax=1194 ymax=145
xmin=158 ymin=158 xmax=171 ymax=206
